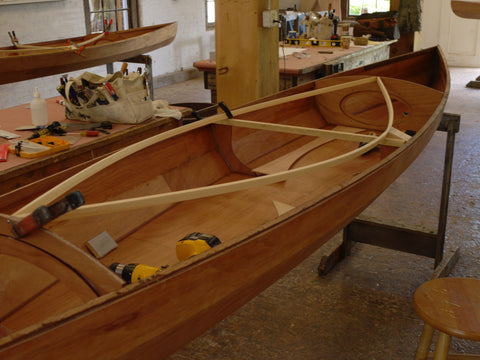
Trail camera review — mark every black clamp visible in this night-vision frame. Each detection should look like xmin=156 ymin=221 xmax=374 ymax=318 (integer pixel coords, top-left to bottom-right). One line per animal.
xmin=218 ymin=101 xmax=234 ymax=119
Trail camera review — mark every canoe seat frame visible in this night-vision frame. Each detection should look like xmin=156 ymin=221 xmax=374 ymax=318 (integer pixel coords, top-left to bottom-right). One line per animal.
xmin=319 ymin=112 xmax=461 ymax=279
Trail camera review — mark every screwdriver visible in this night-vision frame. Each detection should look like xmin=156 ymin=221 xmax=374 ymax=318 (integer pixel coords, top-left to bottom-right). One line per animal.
xmin=70 ymin=130 xmax=99 ymax=137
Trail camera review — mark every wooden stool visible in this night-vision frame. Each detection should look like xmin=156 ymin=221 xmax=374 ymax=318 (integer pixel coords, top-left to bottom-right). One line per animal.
xmin=413 ymin=277 xmax=480 ymax=360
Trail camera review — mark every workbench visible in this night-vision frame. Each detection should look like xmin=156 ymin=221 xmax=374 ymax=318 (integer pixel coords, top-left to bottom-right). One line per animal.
xmin=0 ymin=97 xmax=187 ymax=196
xmin=194 ymin=40 xmax=396 ymax=103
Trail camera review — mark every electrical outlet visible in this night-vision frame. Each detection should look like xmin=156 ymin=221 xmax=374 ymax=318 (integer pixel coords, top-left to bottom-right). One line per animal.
xmin=262 ymin=9 xmax=278 ymax=28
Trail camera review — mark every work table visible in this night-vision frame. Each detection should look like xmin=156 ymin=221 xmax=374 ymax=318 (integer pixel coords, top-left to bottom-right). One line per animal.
xmin=194 ymin=40 xmax=396 ymax=102
xmin=0 ymin=97 xmax=187 ymax=196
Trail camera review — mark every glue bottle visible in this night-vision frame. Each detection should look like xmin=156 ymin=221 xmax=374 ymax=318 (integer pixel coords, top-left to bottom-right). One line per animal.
xmin=30 ymin=87 xmax=48 ymax=126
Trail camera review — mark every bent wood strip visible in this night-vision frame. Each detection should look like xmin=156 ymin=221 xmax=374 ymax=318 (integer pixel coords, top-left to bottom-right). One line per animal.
xmin=14 ymin=77 xmax=379 ymax=217
xmin=17 ymin=77 xmax=394 ymax=220
xmin=217 ymin=118 xmax=406 ymax=147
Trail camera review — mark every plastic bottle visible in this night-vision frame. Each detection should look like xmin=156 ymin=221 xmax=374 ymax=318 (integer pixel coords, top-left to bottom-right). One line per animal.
xmin=30 ymin=87 xmax=48 ymax=126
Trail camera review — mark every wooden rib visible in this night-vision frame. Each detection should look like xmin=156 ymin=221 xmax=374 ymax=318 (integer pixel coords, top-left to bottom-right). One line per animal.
xmin=14 ymin=77 xmax=395 ymax=220
xmin=14 ymin=76 xmax=380 ymax=217
xmin=217 ymin=118 xmax=405 ymax=147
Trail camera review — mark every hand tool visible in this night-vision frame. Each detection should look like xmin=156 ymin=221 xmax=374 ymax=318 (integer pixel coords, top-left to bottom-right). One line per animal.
xmin=11 ymin=136 xmax=70 ymax=158
xmin=0 ymin=144 xmax=8 ymax=162
xmin=109 ymin=263 xmax=168 ymax=284
xmin=104 ymin=82 xmax=119 ymax=100
xmin=176 ymin=232 xmax=221 ymax=261
xmin=11 ymin=190 xmax=85 ymax=238
xmin=70 ymin=130 xmax=99 ymax=137
xmin=121 ymin=62 xmax=128 ymax=75
xmin=109 ymin=232 xmax=222 ymax=283
xmin=0 ymin=130 xmax=21 ymax=139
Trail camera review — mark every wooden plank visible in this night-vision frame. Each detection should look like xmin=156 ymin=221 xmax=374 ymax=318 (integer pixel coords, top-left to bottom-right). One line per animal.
xmin=218 ymin=119 xmax=405 ymax=147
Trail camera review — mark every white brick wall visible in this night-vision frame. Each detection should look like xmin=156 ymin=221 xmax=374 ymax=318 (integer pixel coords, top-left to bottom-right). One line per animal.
xmin=280 ymin=0 xmax=301 ymax=9
xmin=0 ymin=0 xmax=215 ymax=109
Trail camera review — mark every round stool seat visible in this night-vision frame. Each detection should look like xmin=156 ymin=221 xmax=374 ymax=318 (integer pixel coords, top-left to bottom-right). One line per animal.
xmin=413 ymin=277 xmax=480 ymax=341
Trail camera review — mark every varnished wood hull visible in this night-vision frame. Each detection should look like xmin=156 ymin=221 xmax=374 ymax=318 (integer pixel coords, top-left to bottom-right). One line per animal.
xmin=0 ymin=23 xmax=177 ymax=85
xmin=0 ymin=47 xmax=449 ymax=359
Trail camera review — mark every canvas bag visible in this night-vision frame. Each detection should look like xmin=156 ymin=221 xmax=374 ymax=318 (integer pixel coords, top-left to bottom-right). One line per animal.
xmin=62 ymin=71 xmax=154 ymax=124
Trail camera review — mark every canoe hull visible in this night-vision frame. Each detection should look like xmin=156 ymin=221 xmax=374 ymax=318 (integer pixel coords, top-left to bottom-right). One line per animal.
xmin=0 ymin=23 xmax=177 ymax=85
xmin=0 ymin=107 xmax=444 ymax=359
xmin=0 ymin=47 xmax=449 ymax=358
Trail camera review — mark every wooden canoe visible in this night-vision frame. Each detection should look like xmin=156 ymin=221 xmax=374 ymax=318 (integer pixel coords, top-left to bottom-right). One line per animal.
xmin=0 ymin=46 xmax=449 ymax=359
xmin=0 ymin=23 xmax=177 ymax=85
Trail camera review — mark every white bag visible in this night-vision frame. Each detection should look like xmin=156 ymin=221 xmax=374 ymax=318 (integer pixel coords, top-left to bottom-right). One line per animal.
xmin=62 ymin=71 xmax=154 ymax=124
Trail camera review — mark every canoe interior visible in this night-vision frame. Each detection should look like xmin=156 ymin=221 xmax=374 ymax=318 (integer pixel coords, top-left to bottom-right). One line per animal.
xmin=0 ymin=47 xmax=449 ymax=356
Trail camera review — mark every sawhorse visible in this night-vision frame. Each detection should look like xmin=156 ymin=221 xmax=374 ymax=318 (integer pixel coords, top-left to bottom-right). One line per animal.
xmin=318 ymin=113 xmax=461 ymax=279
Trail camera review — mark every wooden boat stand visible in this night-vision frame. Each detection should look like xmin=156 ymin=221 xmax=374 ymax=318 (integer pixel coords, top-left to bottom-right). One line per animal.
xmin=318 ymin=112 xmax=461 ymax=279
xmin=106 ymin=54 xmax=154 ymax=99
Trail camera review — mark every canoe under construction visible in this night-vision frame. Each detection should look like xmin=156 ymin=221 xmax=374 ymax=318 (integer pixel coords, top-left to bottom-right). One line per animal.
xmin=0 ymin=46 xmax=449 ymax=359
xmin=0 ymin=23 xmax=177 ymax=85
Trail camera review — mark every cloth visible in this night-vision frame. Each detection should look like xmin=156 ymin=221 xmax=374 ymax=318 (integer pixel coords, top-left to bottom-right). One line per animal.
xmin=398 ymin=0 xmax=422 ymax=33
xmin=152 ymin=100 xmax=182 ymax=120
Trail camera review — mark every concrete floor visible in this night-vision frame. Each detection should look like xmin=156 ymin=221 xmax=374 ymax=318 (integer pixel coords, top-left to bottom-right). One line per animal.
xmin=154 ymin=68 xmax=480 ymax=359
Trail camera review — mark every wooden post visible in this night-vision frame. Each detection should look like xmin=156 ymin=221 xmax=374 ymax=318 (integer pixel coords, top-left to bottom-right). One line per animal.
xmin=215 ymin=0 xmax=279 ymax=109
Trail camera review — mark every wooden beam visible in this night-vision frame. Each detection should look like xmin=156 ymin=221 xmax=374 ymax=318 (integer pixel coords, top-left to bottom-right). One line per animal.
xmin=215 ymin=0 xmax=279 ymax=109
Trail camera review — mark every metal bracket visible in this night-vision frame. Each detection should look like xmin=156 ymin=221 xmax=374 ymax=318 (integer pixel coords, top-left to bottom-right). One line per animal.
xmin=318 ymin=113 xmax=461 ymax=278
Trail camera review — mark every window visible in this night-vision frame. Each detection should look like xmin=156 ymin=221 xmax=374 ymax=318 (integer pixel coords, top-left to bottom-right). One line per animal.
xmin=205 ymin=0 xmax=215 ymax=30
xmin=348 ymin=0 xmax=391 ymax=16
xmin=84 ymin=0 xmax=139 ymax=34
